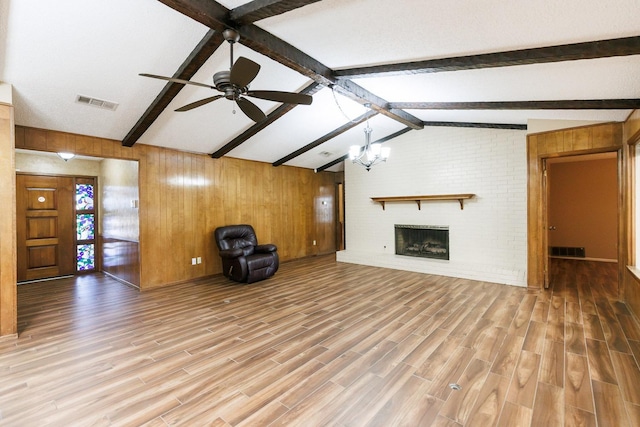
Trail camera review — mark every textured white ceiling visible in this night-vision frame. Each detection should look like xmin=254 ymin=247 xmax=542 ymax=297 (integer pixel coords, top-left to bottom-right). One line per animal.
xmin=2 ymin=0 xmax=640 ymax=172
xmin=258 ymin=0 xmax=640 ymax=68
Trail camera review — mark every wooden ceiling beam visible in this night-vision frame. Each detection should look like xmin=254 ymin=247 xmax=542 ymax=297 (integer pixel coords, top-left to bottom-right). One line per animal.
xmin=157 ymin=0 xmax=333 ymax=84
xmin=156 ymin=0 xmax=229 ymax=31
xmin=126 ymin=4 xmax=639 ymax=156
xmin=125 ymin=1 xmax=327 ymax=148
xmin=388 ymin=99 xmax=640 ymax=110
xmin=230 ymin=0 xmax=323 ymax=25
xmin=235 ymin=23 xmax=334 ymax=85
xmin=422 ymin=121 xmax=527 ymax=130
xmin=157 ymin=0 xmax=423 ymax=131
xmin=238 ymin=24 xmax=423 ymax=129
xmin=314 ymin=155 xmax=348 ymax=173
xmin=122 ymin=29 xmax=225 ymax=147
xmin=335 ymin=35 xmax=640 ymax=79
xmin=333 ymin=80 xmax=423 ymax=130
xmin=273 ymin=110 xmax=378 ymax=166
xmin=210 ymin=81 xmax=322 ymax=158
xmin=313 ymin=122 xmax=525 ymax=172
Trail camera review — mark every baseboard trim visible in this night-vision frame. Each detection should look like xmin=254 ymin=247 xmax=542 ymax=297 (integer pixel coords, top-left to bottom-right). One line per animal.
xmin=18 ymin=275 xmax=74 ymax=285
xmin=550 ymin=256 xmax=617 ymax=263
xmin=0 ymin=333 xmax=18 ymax=342
xmin=102 ymin=271 xmax=140 ymax=290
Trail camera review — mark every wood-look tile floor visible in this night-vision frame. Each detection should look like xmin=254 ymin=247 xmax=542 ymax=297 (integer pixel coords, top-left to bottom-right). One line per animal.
xmin=1 ymin=255 xmax=640 ymax=426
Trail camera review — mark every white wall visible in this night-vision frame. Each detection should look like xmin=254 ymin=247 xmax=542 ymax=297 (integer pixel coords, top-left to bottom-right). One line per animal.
xmin=337 ymin=126 xmax=528 ymax=286
xmin=15 ymin=150 xmax=101 ymax=176
xmin=0 ymin=83 xmax=12 ymax=104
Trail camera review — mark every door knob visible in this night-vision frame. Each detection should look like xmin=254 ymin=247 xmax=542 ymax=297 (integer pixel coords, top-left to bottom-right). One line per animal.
xmin=548 ymin=226 xmax=557 ymax=230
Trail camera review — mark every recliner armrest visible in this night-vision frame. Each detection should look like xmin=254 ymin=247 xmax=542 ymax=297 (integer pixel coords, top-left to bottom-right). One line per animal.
xmin=255 ymin=244 xmax=277 ymax=253
xmin=219 ymin=248 xmax=243 ymax=258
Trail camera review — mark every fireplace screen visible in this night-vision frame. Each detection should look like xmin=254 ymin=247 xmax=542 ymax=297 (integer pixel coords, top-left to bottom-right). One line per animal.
xmin=395 ymin=225 xmax=449 ymax=260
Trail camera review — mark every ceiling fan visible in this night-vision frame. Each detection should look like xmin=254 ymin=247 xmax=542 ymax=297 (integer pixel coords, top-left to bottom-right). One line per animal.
xmin=140 ymin=29 xmax=313 ymax=122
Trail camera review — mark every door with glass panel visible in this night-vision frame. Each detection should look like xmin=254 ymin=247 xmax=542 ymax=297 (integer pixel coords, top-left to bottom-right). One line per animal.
xmin=17 ymin=174 xmax=97 ymax=281
xmin=74 ymin=178 xmax=97 ymax=273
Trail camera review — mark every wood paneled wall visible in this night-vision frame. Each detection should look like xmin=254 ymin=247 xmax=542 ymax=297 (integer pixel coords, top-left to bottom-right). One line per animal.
xmin=15 ymin=126 xmax=338 ymax=290
xmin=527 ymin=122 xmax=624 ymax=289
xmin=0 ymin=104 xmax=17 ymax=337
xmin=99 ymin=158 xmax=140 ymax=287
xmin=625 ymin=109 xmax=640 ymax=143
xmin=623 ymin=109 xmax=640 ymax=318
xmin=102 ymin=238 xmax=140 ymax=288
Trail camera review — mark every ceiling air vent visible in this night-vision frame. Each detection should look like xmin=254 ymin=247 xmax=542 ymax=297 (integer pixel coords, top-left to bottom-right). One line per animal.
xmin=75 ymin=95 xmax=119 ymax=111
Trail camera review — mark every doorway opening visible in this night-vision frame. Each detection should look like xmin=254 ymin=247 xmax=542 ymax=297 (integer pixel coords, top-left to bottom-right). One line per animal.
xmin=15 ymin=150 xmax=140 ymax=286
xmin=545 ymin=152 xmax=619 ymax=293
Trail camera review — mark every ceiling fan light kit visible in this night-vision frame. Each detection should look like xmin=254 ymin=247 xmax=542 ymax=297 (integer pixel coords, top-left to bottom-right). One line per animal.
xmin=139 ymin=28 xmax=312 ymax=123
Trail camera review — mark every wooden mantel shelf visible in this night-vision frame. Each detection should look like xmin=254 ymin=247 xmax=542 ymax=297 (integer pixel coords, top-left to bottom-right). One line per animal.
xmin=371 ymin=194 xmax=475 ymax=210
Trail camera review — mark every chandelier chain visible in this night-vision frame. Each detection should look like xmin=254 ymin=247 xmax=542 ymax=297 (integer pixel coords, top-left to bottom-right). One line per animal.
xmin=331 ymin=85 xmax=363 ymax=124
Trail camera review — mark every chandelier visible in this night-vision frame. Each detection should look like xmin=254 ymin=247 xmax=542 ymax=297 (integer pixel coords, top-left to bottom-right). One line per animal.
xmin=348 ymin=124 xmax=390 ymax=171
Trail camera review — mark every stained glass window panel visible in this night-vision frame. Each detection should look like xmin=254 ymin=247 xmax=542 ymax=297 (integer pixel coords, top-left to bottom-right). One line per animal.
xmin=76 ymin=214 xmax=95 ymax=241
xmin=76 ymin=184 xmax=94 ymax=211
xmin=77 ymin=244 xmax=95 ymax=271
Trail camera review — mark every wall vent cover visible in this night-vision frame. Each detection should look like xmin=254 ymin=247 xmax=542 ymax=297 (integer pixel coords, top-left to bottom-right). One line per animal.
xmin=75 ymin=95 xmax=119 ymax=111
xmin=550 ymin=246 xmax=586 ymax=258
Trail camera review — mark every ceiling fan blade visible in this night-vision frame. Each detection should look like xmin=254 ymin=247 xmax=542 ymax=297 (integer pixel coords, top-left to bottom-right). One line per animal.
xmin=230 ymin=57 xmax=261 ymax=87
xmin=175 ymin=95 xmax=224 ymax=112
xmin=247 ymin=90 xmax=313 ymax=105
xmin=139 ymin=73 xmax=214 ymax=89
xmin=236 ymin=97 xmax=266 ymax=122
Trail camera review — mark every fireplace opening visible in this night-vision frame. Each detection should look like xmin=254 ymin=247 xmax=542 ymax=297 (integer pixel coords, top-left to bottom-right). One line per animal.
xmin=395 ymin=225 xmax=449 ymax=260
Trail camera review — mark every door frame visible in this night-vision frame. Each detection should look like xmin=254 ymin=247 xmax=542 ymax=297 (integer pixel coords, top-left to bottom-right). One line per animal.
xmin=16 ymin=172 xmax=99 ymax=281
xmin=335 ymin=181 xmax=345 ymax=251
xmin=543 ymin=152 xmax=620 ymax=290
xmin=526 ymin=122 xmax=625 ymax=291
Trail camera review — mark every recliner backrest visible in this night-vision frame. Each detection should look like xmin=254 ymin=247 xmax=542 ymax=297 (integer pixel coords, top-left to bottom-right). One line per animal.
xmin=215 ymin=224 xmax=258 ymax=253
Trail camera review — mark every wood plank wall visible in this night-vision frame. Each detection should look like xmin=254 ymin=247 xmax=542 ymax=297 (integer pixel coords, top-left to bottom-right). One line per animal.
xmin=527 ymin=122 xmax=624 ymax=289
xmin=14 ymin=126 xmax=339 ymax=290
xmin=623 ymin=109 xmax=640 ymax=318
xmin=102 ymin=238 xmax=140 ymax=288
xmin=0 ymin=104 xmax=17 ymax=337
xmin=99 ymin=158 xmax=140 ymax=287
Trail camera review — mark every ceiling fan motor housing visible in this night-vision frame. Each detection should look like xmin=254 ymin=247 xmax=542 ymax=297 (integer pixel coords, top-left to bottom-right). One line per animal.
xmin=214 ymin=70 xmax=247 ymax=99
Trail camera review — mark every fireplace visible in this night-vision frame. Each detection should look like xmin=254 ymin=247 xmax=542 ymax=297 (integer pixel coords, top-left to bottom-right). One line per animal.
xmin=395 ymin=225 xmax=449 ymax=260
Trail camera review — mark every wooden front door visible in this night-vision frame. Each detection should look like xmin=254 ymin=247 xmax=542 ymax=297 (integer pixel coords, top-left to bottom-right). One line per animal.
xmin=16 ymin=174 xmax=75 ymax=282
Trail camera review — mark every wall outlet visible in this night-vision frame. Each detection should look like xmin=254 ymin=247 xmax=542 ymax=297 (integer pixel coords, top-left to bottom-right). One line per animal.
xmin=197 ymin=257 xmax=202 ymax=264
xmin=191 ymin=258 xmax=196 ymax=265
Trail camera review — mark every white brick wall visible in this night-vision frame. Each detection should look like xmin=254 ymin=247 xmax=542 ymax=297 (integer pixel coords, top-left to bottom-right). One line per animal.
xmin=337 ymin=126 xmax=528 ymax=286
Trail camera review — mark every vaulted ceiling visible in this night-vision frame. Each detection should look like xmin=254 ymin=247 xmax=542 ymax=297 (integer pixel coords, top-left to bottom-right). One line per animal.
xmin=2 ymin=0 xmax=640 ymax=171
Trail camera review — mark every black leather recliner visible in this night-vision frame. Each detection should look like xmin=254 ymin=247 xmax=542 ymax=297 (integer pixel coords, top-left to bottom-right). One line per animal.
xmin=214 ymin=224 xmax=279 ymax=283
